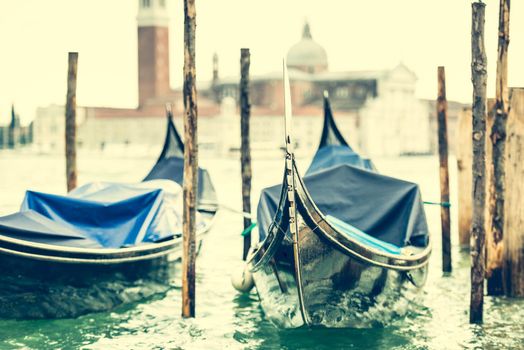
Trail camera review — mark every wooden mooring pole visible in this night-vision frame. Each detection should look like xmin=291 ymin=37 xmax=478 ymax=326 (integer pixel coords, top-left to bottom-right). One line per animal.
xmin=240 ymin=48 xmax=252 ymax=261
xmin=65 ymin=52 xmax=78 ymax=192
xmin=182 ymin=0 xmax=198 ymax=318
xmin=470 ymin=1 xmax=487 ymax=324
xmin=437 ymin=66 xmax=451 ymax=273
xmin=457 ymin=108 xmax=473 ymax=248
xmin=486 ymin=0 xmax=510 ymax=296
xmin=504 ymin=88 xmax=524 ymax=297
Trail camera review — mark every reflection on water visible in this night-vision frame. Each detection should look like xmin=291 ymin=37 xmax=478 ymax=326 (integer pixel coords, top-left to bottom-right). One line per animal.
xmin=0 ymin=151 xmax=523 ymax=349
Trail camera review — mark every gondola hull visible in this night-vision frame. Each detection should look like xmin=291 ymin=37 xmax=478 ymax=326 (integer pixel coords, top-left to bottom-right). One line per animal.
xmin=0 ymin=224 xmax=210 ymax=319
xmin=249 ymin=164 xmax=430 ymax=329
xmin=251 ymin=225 xmax=428 ymax=328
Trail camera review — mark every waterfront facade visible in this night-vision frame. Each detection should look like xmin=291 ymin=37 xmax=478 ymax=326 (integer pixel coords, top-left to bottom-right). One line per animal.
xmin=33 ymin=0 xmax=463 ymax=157
xmin=0 ymin=105 xmax=32 ymax=150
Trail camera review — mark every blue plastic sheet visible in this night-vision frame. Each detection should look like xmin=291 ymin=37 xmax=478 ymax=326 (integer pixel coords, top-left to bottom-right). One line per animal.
xmin=257 ymin=163 xmax=429 ymax=247
xmin=325 ymin=215 xmax=402 ymax=255
xmin=0 ymin=116 xmax=216 ymax=250
xmin=0 ymin=181 xmax=185 ymax=249
xmin=0 ymin=210 xmax=103 ymax=248
xmin=306 ymin=145 xmax=375 ymax=175
xmin=144 ymin=157 xmax=218 ymax=209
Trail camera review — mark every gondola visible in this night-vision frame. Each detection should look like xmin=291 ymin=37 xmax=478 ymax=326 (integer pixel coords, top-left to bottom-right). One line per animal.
xmin=248 ymin=65 xmax=431 ymax=328
xmin=0 ymin=108 xmax=217 ymax=319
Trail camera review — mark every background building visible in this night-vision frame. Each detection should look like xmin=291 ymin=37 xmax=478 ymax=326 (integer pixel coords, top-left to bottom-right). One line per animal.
xmin=33 ymin=0 xmax=466 ymax=157
xmin=0 ymin=105 xmax=32 ymax=150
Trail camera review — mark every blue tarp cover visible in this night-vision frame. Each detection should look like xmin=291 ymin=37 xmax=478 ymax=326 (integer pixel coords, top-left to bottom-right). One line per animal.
xmin=0 ymin=210 xmax=103 ymax=248
xmin=326 ymin=215 xmax=402 ymax=255
xmin=0 ymin=181 xmax=186 ymax=248
xmin=257 ymin=145 xmax=429 ymax=248
xmin=144 ymin=157 xmax=218 ymax=209
xmin=306 ymin=145 xmax=375 ymax=175
xmin=0 ymin=116 xmax=216 ymax=250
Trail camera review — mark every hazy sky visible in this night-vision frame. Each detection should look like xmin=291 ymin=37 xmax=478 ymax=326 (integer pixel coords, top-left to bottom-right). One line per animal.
xmin=0 ymin=0 xmax=523 ymax=124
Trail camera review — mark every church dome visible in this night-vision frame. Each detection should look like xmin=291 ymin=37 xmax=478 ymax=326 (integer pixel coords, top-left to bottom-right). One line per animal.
xmin=287 ymin=23 xmax=328 ymax=73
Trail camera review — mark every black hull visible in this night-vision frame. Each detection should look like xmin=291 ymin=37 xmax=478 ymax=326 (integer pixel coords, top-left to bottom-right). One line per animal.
xmin=0 ymin=214 xmax=214 ymax=319
xmin=249 ymin=163 xmax=430 ymax=328
xmin=0 ymin=252 xmax=176 ymax=319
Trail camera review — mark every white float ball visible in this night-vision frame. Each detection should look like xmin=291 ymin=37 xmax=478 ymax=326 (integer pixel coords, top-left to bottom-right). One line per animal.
xmin=231 ymin=263 xmax=254 ymax=293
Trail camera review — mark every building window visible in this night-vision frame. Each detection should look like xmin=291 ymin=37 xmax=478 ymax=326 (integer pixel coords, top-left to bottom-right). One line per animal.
xmin=303 ymin=90 xmax=311 ymax=99
xmin=355 ymin=86 xmax=367 ymax=97
xmin=142 ymin=0 xmax=150 ymax=8
xmin=336 ymin=87 xmax=349 ymax=98
xmin=160 ymin=0 xmax=165 ymax=7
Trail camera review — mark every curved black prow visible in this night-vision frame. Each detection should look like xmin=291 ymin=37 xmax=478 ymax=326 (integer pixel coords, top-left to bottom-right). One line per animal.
xmin=318 ymin=91 xmax=350 ymax=150
xmin=156 ymin=104 xmax=184 ymax=163
xmin=307 ymin=91 xmax=377 ymax=175
xmin=144 ymin=104 xmax=218 ymax=211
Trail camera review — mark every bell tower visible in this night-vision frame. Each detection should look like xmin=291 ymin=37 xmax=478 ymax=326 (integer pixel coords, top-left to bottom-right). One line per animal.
xmin=137 ymin=0 xmax=170 ymax=107
xmin=211 ymin=53 xmax=220 ymax=102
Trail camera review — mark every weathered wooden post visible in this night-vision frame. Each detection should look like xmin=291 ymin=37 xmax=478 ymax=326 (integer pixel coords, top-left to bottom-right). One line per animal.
xmin=503 ymin=88 xmax=524 ymax=297
xmin=65 ymin=52 xmax=78 ymax=192
xmin=486 ymin=0 xmax=510 ymax=296
xmin=457 ymin=108 xmax=473 ymax=248
xmin=437 ymin=66 xmax=451 ymax=273
xmin=485 ymin=98 xmax=495 ymax=237
xmin=470 ymin=1 xmax=487 ymax=324
xmin=182 ymin=0 xmax=198 ymax=318
xmin=240 ymin=48 xmax=252 ymax=261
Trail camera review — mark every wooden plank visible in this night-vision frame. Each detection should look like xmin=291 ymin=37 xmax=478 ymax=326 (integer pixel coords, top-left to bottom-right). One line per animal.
xmin=65 ymin=52 xmax=78 ymax=192
xmin=182 ymin=0 xmax=198 ymax=318
xmin=485 ymin=98 xmax=495 ymax=280
xmin=240 ymin=48 xmax=252 ymax=260
xmin=437 ymin=66 xmax=451 ymax=273
xmin=486 ymin=0 xmax=510 ymax=296
xmin=503 ymin=88 xmax=524 ymax=297
xmin=457 ymin=102 xmax=493 ymax=251
xmin=470 ymin=1 xmax=487 ymax=324
xmin=456 ymin=108 xmax=472 ymax=248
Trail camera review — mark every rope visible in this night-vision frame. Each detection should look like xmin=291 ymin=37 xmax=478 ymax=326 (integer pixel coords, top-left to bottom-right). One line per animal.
xmin=210 ymin=203 xmax=252 ymax=219
xmin=423 ymin=201 xmax=451 ymax=208
xmin=241 ymin=222 xmax=257 ymax=237
xmin=206 ymin=203 xmax=256 ymax=236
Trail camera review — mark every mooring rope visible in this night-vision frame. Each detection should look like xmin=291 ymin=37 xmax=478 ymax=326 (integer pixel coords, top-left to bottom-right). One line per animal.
xmin=241 ymin=222 xmax=257 ymax=236
xmin=423 ymin=201 xmax=451 ymax=208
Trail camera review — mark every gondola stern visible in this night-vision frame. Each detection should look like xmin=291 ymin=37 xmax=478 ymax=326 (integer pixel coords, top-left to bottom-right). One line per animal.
xmin=318 ymin=92 xmax=350 ymax=150
xmin=155 ymin=104 xmax=185 ymax=164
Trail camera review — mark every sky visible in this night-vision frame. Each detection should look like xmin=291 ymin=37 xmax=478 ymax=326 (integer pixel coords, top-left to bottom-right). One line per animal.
xmin=0 ymin=0 xmax=523 ymax=125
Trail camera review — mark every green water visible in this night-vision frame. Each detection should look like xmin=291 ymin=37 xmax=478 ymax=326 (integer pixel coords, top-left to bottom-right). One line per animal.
xmin=0 ymin=152 xmax=523 ymax=350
